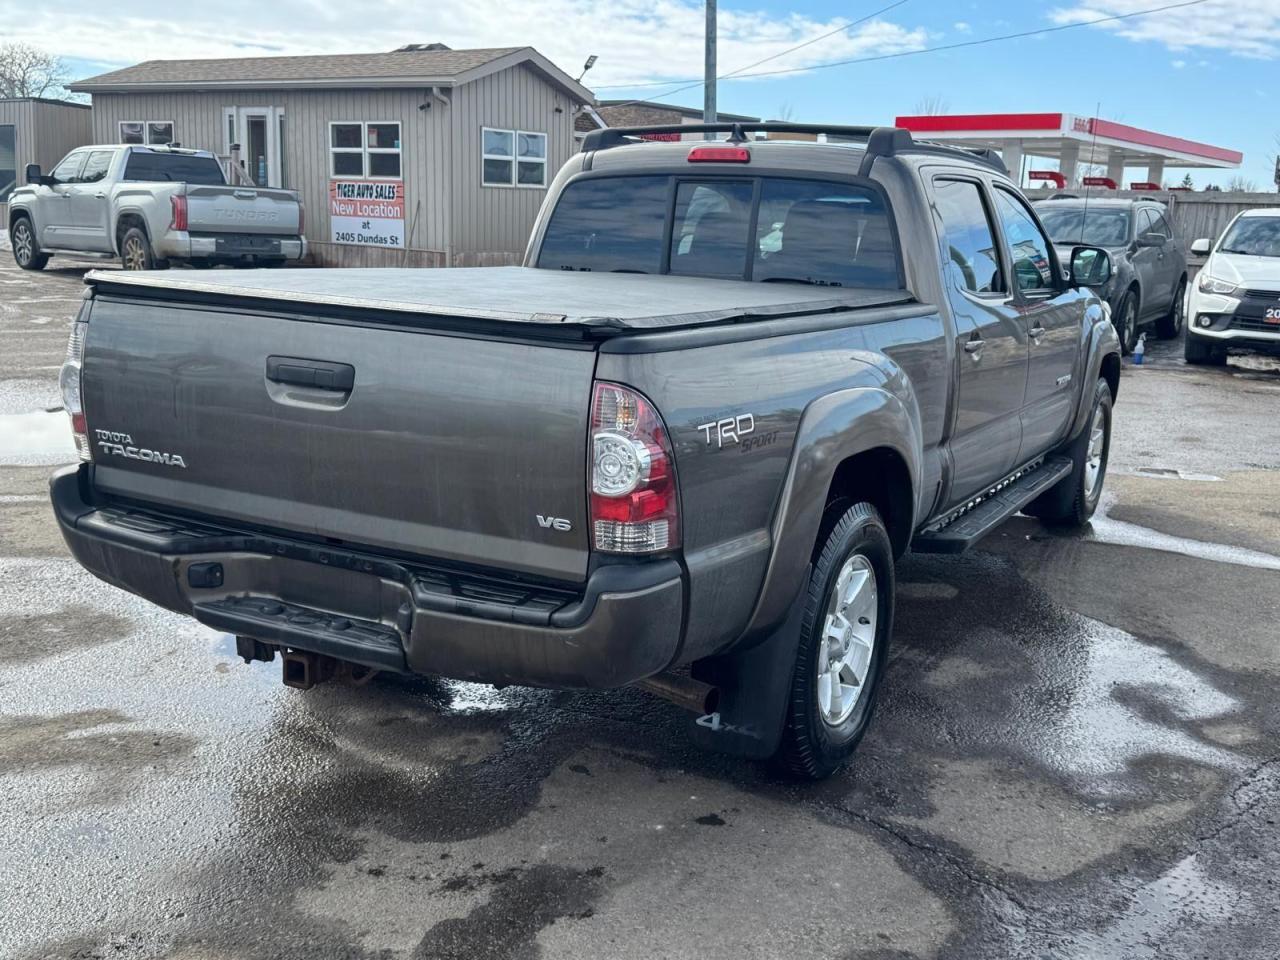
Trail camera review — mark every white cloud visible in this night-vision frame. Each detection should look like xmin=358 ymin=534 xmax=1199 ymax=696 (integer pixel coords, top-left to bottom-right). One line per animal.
xmin=953 ymin=21 xmax=972 ymax=33
xmin=5 ymin=1 xmax=929 ymax=90
xmin=1049 ymin=1 xmax=1280 ymax=59
xmin=1171 ymin=58 xmax=1186 ymax=68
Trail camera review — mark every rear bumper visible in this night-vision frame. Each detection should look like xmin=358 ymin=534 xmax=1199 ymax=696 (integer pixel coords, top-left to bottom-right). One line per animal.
xmin=51 ymin=465 xmax=683 ymax=688
xmin=159 ymin=232 xmax=306 ymax=261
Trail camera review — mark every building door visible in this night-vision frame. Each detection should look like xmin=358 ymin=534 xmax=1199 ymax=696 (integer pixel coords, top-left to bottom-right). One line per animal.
xmin=224 ymin=107 xmax=281 ymax=187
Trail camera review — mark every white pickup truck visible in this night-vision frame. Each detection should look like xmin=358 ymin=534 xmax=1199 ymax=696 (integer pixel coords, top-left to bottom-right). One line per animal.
xmin=7 ymin=145 xmax=306 ymax=271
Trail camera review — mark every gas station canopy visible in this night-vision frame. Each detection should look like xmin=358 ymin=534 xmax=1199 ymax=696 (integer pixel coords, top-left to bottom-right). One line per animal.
xmin=895 ymin=112 xmax=1243 ymax=189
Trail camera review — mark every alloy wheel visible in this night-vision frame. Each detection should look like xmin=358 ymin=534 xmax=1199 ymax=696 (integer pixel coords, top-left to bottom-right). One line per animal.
xmin=816 ymin=553 xmax=879 ymax=727
xmin=123 ymin=236 xmax=148 ymax=270
xmin=13 ymin=223 xmax=33 ymax=266
xmin=1084 ymin=404 xmax=1107 ymax=500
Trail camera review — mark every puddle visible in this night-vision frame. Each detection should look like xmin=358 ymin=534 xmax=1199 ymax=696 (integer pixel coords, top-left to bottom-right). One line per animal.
xmin=1087 ymin=493 xmax=1280 ymax=572
xmin=1124 ymin=467 xmax=1224 ymax=482
xmin=1009 ymin=620 xmax=1244 ymax=786
xmin=0 ymin=410 xmax=77 ymax=465
xmin=1064 ymin=855 xmax=1240 ymax=959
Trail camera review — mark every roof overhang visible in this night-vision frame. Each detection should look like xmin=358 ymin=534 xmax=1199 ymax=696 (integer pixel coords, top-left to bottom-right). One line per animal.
xmin=70 ymin=47 xmax=596 ymax=105
xmin=895 ymin=112 xmax=1242 ymax=170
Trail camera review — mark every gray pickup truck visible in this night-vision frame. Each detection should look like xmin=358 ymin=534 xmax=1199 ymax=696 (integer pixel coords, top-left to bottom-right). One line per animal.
xmin=51 ymin=124 xmax=1120 ymax=778
xmin=8 ymin=144 xmax=305 ymax=271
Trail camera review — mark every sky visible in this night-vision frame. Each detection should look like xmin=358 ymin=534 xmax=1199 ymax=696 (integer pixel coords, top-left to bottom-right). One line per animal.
xmin=6 ymin=0 xmax=1278 ymax=189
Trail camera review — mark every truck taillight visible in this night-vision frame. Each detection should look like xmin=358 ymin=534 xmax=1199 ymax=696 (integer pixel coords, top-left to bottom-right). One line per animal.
xmin=589 ymin=382 xmax=679 ymax=554
xmin=60 ymin=318 xmax=91 ymax=462
xmin=170 ymin=194 xmax=188 ymax=231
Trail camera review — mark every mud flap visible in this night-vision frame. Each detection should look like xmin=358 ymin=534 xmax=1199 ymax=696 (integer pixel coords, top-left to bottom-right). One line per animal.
xmin=688 ymin=568 xmax=809 ymax=760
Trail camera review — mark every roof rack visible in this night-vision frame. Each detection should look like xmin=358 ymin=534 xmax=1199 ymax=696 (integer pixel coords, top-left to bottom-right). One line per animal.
xmin=579 ymin=123 xmax=1009 ymax=177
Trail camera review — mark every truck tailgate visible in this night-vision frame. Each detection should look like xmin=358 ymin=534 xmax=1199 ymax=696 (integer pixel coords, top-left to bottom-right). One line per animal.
xmin=81 ymin=296 xmax=594 ymax=581
xmin=185 ymin=184 xmax=301 ymax=235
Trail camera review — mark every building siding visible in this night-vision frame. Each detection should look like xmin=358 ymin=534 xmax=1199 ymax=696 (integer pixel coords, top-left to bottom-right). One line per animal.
xmin=449 ymin=65 xmax=577 ymax=264
xmin=87 ymin=64 xmax=579 ymax=266
xmin=1 ymin=99 xmax=92 ymax=197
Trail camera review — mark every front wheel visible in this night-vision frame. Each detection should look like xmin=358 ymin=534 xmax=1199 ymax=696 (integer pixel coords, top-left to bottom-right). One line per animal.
xmin=10 ymin=217 xmax=49 ymax=271
xmin=1113 ymin=290 xmax=1139 ymax=355
xmin=1155 ymin=278 xmax=1186 ymax=339
xmin=777 ymin=502 xmax=894 ymax=780
xmin=1184 ymin=331 xmax=1225 ymax=366
xmin=1025 ymin=378 xmax=1113 ymax=527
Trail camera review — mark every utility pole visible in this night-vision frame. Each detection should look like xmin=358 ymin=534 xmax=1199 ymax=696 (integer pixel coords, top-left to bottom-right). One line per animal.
xmin=703 ymin=0 xmax=717 ymax=138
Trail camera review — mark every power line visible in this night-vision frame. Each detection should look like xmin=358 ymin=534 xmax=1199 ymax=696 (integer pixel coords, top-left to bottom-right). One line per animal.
xmin=594 ymin=0 xmax=1209 ymax=94
xmin=598 ymin=0 xmax=910 ymax=111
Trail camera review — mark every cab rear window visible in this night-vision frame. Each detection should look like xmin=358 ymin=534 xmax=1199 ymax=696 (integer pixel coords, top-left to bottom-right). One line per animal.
xmin=538 ymin=175 xmax=901 ymax=289
xmin=122 ymin=153 xmax=227 ymax=185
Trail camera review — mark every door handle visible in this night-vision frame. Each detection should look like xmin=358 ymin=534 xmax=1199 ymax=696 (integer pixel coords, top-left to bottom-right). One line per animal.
xmin=1029 ymin=324 xmax=1046 ymax=341
xmin=93 ymin=193 xmax=107 ymax=199
xmin=265 ymin=356 xmax=354 ymax=391
xmin=963 ymin=338 xmax=985 ymax=353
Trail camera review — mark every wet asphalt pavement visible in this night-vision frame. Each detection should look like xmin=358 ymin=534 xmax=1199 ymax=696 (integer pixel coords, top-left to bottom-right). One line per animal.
xmin=1 ymin=245 xmax=1279 ymax=960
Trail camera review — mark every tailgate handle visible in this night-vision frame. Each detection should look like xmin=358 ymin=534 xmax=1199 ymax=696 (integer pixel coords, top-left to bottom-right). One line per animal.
xmin=234 ymin=189 xmax=258 ymax=199
xmin=266 ymin=356 xmax=355 ymax=391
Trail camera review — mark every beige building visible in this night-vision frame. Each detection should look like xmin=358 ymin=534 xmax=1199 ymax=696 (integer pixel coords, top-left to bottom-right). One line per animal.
xmin=0 ymin=98 xmax=92 ymax=202
xmin=69 ymin=46 xmax=594 ymax=266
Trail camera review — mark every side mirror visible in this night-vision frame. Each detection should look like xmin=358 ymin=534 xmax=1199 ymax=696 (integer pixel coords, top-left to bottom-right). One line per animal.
xmin=1190 ymin=238 xmax=1212 ymax=255
xmin=1070 ymin=245 xmax=1113 ymax=288
xmin=24 ymin=163 xmax=43 ymax=185
xmin=1136 ymin=231 xmax=1165 ymax=247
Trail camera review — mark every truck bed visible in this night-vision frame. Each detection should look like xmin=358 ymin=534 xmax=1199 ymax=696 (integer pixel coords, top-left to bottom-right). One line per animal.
xmin=86 ymin=266 xmax=912 ymax=333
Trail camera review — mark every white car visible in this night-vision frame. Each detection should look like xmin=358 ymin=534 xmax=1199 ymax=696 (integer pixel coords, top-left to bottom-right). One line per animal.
xmin=1185 ymin=208 xmax=1280 ymax=364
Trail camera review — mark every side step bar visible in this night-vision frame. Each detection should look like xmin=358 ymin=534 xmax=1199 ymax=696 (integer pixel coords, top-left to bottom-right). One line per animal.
xmin=192 ymin=595 xmax=409 ymax=672
xmin=911 ymin=456 xmax=1073 ymax=555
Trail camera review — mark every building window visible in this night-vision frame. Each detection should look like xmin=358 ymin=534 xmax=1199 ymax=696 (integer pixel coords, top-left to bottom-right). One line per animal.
xmin=120 ymin=121 xmax=174 ymax=145
xmin=482 ymin=128 xmax=547 ymax=187
xmin=329 ymin=122 xmax=401 ymax=179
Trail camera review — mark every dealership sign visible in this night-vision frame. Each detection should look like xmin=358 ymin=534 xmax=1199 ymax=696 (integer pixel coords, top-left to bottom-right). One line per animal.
xmin=329 ymin=179 xmax=405 ymax=249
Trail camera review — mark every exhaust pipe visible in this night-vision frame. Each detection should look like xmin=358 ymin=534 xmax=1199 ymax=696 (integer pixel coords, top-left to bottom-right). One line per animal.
xmin=634 ymin=672 xmax=720 ymax=715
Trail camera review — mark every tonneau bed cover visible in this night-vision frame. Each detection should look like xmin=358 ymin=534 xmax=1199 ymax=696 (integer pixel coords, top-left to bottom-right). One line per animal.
xmin=86 ymin=266 xmax=912 ymax=333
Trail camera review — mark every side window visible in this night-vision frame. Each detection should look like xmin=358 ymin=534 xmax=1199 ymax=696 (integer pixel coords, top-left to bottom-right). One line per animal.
xmin=1150 ymin=210 xmax=1173 ymax=239
xmin=993 ymin=189 xmax=1057 ymax=294
xmin=669 ymin=181 xmax=753 ymax=279
xmin=1136 ymin=208 xmax=1156 ymax=238
xmin=933 ymin=179 xmax=1005 ymax=295
xmin=51 ymin=152 xmax=87 ymax=183
xmin=80 ymin=151 xmax=115 ymax=184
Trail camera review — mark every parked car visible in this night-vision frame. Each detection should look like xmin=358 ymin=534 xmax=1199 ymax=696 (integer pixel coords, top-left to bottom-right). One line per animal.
xmin=50 ymin=123 xmax=1120 ymax=779
xmin=1185 ymin=208 xmax=1280 ymax=364
xmin=1035 ymin=197 xmax=1187 ymax=354
xmin=7 ymin=145 xmax=305 ymax=271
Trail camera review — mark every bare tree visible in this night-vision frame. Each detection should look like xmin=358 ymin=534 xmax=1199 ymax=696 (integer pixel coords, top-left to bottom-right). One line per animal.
xmin=1226 ymin=175 xmax=1259 ymax=193
xmin=912 ymin=94 xmax=950 ymax=116
xmin=773 ymin=102 xmax=796 ymax=123
xmin=0 ymin=43 xmax=73 ymax=99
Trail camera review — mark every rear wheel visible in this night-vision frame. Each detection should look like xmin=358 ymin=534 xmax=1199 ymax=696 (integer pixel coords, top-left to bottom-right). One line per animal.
xmin=120 ymin=226 xmax=166 ymax=271
xmin=1184 ymin=331 xmax=1225 ymax=366
xmin=10 ymin=217 xmax=49 ymax=271
xmin=1025 ymin=378 xmax=1113 ymax=527
xmin=1155 ymin=278 xmax=1186 ymax=339
xmin=777 ymin=502 xmax=893 ymax=780
xmin=1114 ymin=289 xmax=1139 ymax=355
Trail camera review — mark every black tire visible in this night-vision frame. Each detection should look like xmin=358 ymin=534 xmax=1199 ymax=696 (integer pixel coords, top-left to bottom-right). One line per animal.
xmin=10 ymin=216 xmax=49 ymax=271
xmin=777 ymin=502 xmax=894 ymax=780
xmin=119 ymin=226 xmax=167 ymax=271
xmin=1155 ymin=277 xmax=1186 ymax=339
xmin=1025 ymin=378 xmax=1113 ymax=527
xmin=1113 ymin=289 xmax=1139 ymax=355
xmin=1184 ymin=331 xmax=1225 ymax=366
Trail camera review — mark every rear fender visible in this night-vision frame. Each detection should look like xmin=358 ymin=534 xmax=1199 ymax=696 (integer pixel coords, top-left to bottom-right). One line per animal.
xmin=741 ymin=375 xmax=922 ymax=641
